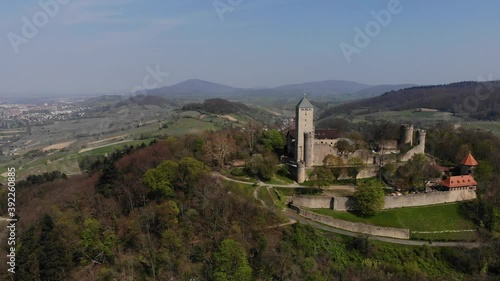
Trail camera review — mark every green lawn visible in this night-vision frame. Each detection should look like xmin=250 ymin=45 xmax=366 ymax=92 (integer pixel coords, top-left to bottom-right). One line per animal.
xmin=270 ymin=187 xmax=287 ymax=209
xmin=311 ymin=203 xmax=477 ymax=241
xmin=257 ymin=187 xmax=275 ymax=207
xmin=224 ymin=181 xmax=257 ymax=203
xmin=264 ymin=174 xmax=294 ymax=185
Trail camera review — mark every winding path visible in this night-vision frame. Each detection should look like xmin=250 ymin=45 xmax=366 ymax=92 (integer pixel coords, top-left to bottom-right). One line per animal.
xmin=215 ymin=172 xmax=482 ymax=248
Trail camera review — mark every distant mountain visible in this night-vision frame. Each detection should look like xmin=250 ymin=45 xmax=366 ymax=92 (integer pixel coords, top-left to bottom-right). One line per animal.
xmin=272 ymin=80 xmax=370 ymax=96
xmin=114 ymin=95 xmax=172 ymax=108
xmin=319 ymin=81 xmax=500 ymax=121
xmin=146 ymin=79 xmax=238 ymax=96
xmin=349 ymin=84 xmax=416 ymax=99
xmin=146 ymin=79 xmax=373 ymax=98
xmin=80 ymin=95 xmax=127 ymax=107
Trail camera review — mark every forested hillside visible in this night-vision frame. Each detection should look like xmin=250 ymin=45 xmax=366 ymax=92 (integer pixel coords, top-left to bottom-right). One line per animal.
xmin=182 ymin=98 xmax=250 ymax=114
xmin=320 ymin=81 xmax=500 ymax=121
xmin=1 ymin=127 xmax=500 ymax=280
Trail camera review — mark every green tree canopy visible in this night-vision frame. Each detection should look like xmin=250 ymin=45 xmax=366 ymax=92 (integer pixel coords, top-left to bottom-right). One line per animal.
xmin=260 ymin=129 xmax=285 ymax=154
xmin=142 ymin=160 xmax=178 ymax=197
xmin=336 ymin=139 xmax=355 ymax=154
xmin=354 ymin=180 xmax=385 ymax=217
xmin=214 ymin=239 xmax=252 ymax=281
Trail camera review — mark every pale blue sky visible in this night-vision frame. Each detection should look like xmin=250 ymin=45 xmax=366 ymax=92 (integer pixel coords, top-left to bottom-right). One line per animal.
xmin=2 ymin=0 xmax=500 ymax=96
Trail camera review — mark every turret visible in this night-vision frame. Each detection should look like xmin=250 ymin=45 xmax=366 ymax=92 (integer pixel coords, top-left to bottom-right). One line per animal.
xmin=304 ymin=131 xmax=314 ymax=167
xmin=415 ymin=129 xmax=426 ymax=146
xmin=459 ymin=152 xmax=478 ymax=175
xmin=400 ymin=124 xmax=414 ymax=146
xmin=296 ymin=161 xmax=306 ymax=183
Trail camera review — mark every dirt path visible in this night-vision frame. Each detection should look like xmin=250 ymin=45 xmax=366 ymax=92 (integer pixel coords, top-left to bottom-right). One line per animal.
xmin=78 ymin=139 xmax=132 ymax=153
xmin=87 ymin=134 xmax=128 ymax=145
xmin=42 ymin=140 xmax=76 ymax=151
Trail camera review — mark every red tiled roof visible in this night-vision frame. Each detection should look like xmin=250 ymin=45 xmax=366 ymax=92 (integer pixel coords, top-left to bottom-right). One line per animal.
xmin=460 ymin=153 xmax=479 ymax=166
xmin=439 ymin=175 xmax=477 ymax=188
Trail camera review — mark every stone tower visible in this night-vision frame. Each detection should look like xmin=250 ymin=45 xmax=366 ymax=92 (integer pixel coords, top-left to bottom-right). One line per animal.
xmin=304 ymin=132 xmax=315 ymax=167
xmin=415 ymin=129 xmax=426 ymax=146
xmin=400 ymin=124 xmax=414 ymax=146
xmin=295 ymin=95 xmax=315 ymax=165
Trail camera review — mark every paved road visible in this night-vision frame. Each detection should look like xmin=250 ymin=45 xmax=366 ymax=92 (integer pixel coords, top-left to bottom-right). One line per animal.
xmin=216 ymin=173 xmax=482 ymax=248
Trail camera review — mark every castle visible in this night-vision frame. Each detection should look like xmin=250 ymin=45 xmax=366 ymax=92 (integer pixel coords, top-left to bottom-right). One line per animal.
xmin=287 ymin=96 xmax=427 ymax=183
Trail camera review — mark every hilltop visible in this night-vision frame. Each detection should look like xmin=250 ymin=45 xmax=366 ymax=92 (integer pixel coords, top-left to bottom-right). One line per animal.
xmin=320 ymin=81 xmax=500 ymax=121
xmin=144 ymin=78 xmax=413 ymax=101
xmin=182 ymin=98 xmax=250 ymax=115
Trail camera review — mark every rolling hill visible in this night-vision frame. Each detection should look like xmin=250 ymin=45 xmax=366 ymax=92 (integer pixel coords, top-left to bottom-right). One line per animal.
xmin=319 ymin=81 xmax=500 ymax=121
xmin=146 ymin=79 xmax=238 ymax=96
xmin=144 ymin=79 xmax=414 ymax=100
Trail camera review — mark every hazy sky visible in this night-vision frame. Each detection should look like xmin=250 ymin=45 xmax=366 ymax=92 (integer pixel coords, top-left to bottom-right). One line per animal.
xmin=2 ymin=0 xmax=500 ymax=96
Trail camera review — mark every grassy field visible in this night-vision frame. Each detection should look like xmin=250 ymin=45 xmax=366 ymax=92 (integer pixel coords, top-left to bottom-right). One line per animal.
xmin=165 ymin=118 xmax=218 ymax=135
xmin=225 ymin=181 xmax=257 ymax=203
xmin=461 ymin=121 xmax=500 ymax=137
xmin=257 ymin=187 xmax=275 ymax=207
xmin=311 ymin=203 xmax=477 ymax=241
xmin=264 ymin=174 xmax=295 ymax=185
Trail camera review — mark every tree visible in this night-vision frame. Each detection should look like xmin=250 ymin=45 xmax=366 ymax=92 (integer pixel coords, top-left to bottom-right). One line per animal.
xmin=245 ymin=153 xmax=279 ymax=181
xmin=347 ymin=157 xmax=366 ymax=180
xmin=80 ymin=217 xmax=117 ymax=264
xmin=311 ymin=166 xmax=334 ymax=189
xmin=322 ymin=154 xmax=343 ymax=166
xmin=213 ymin=239 xmax=252 ymax=281
xmin=260 ymin=129 xmax=285 ymax=154
xmin=205 ymin=133 xmax=237 ymax=168
xmin=335 ymin=139 xmax=355 ymax=154
xmin=393 ymin=154 xmax=440 ymax=191
xmin=38 ymin=214 xmax=71 ymax=281
xmin=16 ymin=226 xmax=40 ymax=281
xmin=353 ymin=180 xmax=385 ymax=217
xmin=96 ymin=161 xmax=121 ymax=198
xmin=243 ymin=122 xmax=261 ymax=153
xmin=176 ymin=157 xmax=209 ymax=191
xmin=142 ymin=160 xmax=178 ymax=198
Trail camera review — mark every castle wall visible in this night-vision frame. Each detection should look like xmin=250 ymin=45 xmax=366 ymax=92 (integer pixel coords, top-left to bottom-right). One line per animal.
xmin=291 ymin=190 xmax=476 ymax=211
xmin=291 ymin=196 xmax=332 ymax=208
xmin=356 ymin=166 xmax=378 ymax=179
xmin=313 ymin=144 xmax=337 ymax=166
xmin=383 ymin=190 xmax=476 ymax=209
xmin=292 ymin=205 xmax=410 ymax=239
xmin=314 ymin=139 xmax=337 ymax=146
xmin=351 ymin=149 xmax=374 ymax=165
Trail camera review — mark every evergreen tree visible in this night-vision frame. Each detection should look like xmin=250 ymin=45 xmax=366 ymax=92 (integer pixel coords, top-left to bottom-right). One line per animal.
xmin=38 ymin=214 xmax=71 ymax=281
xmin=16 ymin=226 xmax=40 ymax=281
